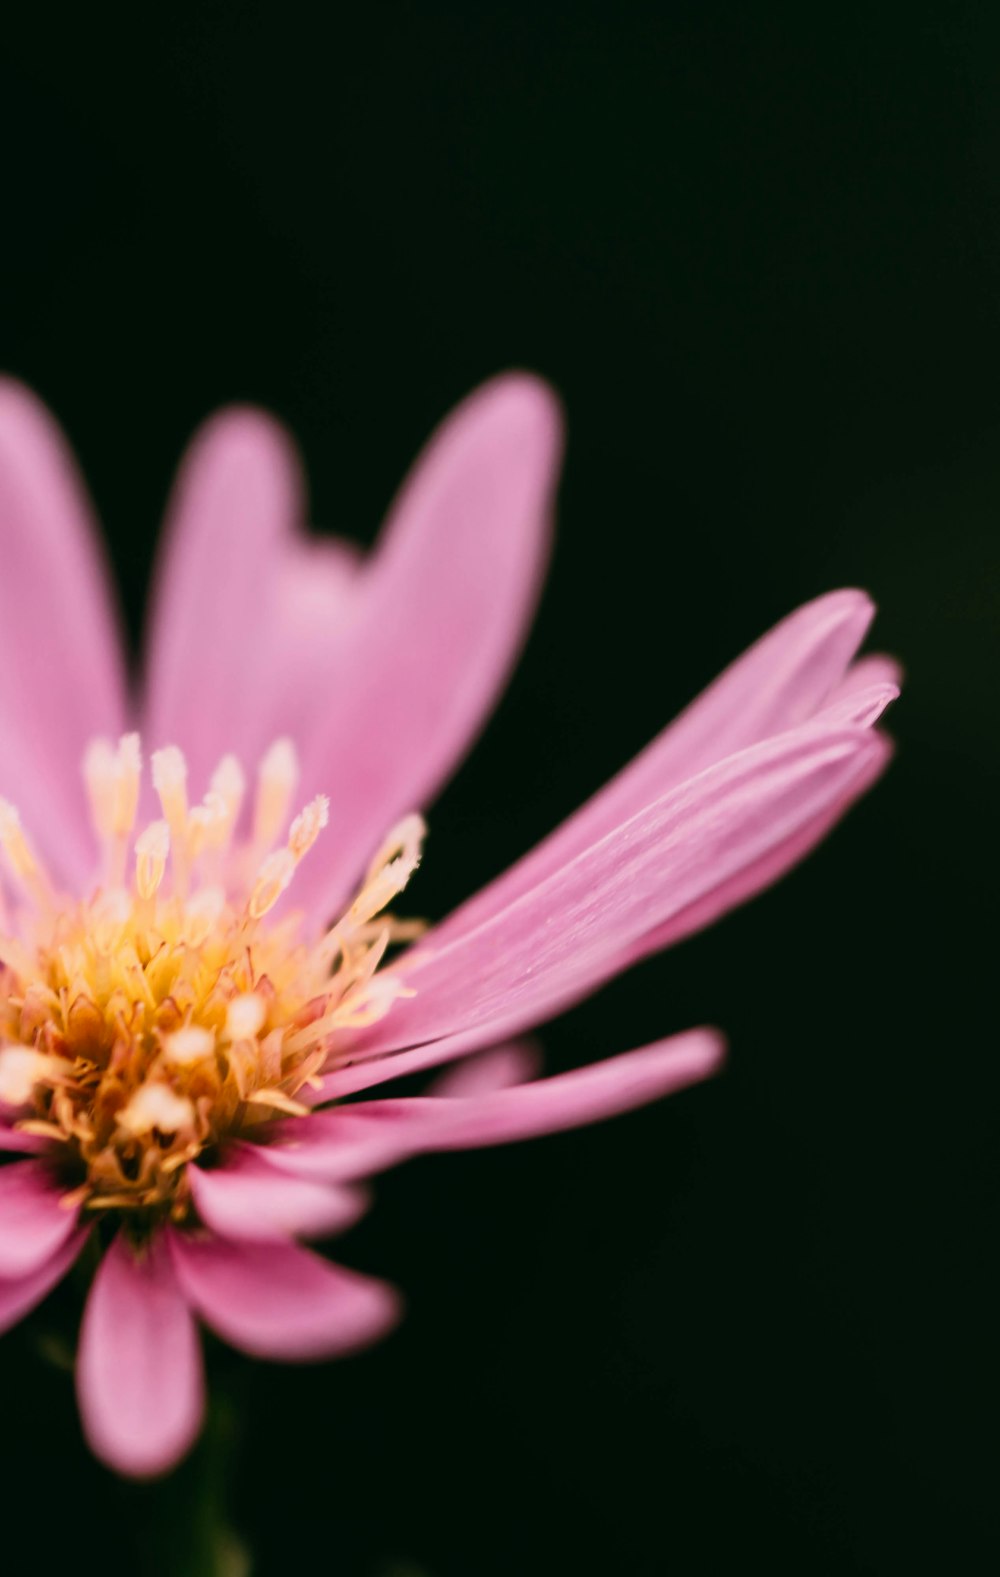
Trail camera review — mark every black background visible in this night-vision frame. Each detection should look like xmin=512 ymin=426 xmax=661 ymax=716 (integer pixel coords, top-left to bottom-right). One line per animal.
xmin=0 ymin=4 xmax=995 ymax=1573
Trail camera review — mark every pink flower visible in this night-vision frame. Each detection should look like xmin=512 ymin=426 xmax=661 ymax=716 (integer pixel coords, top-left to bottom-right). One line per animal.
xmin=0 ymin=372 xmax=898 ymax=1478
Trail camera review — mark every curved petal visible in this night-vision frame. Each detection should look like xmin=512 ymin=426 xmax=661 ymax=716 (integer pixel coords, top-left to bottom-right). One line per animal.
xmin=0 ymin=1122 xmax=51 ymax=1155
xmin=324 ymin=723 xmax=889 ymax=1095
xmin=141 ymin=406 xmax=306 ymax=790
xmin=189 ymin=1147 xmax=369 ymax=1242
xmin=292 ymin=372 xmax=564 ymax=923
xmin=0 ymin=1226 xmax=89 ymax=1335
xmin=811 ymin=678 xmax=899 ymax=730
xmin=349 ymin=1029 xmax=723 ymax=1150
xmin=427 ymin=1041 xmax=542 ymax=1098
xmin=224 ymin=1107 xmax=431 ymax=1183
xmin=0 ymin=379 xmax=127 ymax=881
xmin=76 ymin=1231 xmax=204 ymax=1479
xmin=828 ymin=652 xmax=903 ymax=707
xmin=167 ymin=1230 xmax=401 ymax=1361
xmin=0 ymin=1160 xmax=81 ymax=1277
xmin=428 ymin=590 xmax=877 ymax=950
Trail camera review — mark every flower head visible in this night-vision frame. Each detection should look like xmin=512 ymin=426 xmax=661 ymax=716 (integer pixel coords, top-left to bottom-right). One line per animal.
xmin=0 ymin=373 xmax=898 ymax=1477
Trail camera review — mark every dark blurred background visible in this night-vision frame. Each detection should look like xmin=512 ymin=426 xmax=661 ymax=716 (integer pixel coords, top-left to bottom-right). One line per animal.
xmin=1 ymin=3 xmax=995 ymax=1573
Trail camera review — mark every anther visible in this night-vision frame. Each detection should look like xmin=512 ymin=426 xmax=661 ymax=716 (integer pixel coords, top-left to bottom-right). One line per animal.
xmin=209 ymin=755 xmax=246 ymax=842
xmin=288 ymin=795 xmax=329 ymax=861
xmin=135 ymin=821 xmax=170 ymax=899
xmin=111 ymin=734 xmax=142 ymax=839
xmin=253 ymin=739 xmax=298 ymax=852
xmin=151 ymin=746 xmax=189 ymax=831
xmin=152 ymin=746 xmax=191 ymax=894
xmin=0 ymin=799 xmax=52 ymax=906
xmin=82 ymin=738 xmax=118 ymax=841
xmin=248 ymin=848 xmax=296 ymax=919
xmin=0 ymin=1045 xmax=54 ymax=1106
xmin=118 ymin=1082 xmax=195 ymax=1137
xmin=226 ymin=993 xmax=267 ymax=1040
xmin=162 ymin=1025 xmax=216 ymax=1066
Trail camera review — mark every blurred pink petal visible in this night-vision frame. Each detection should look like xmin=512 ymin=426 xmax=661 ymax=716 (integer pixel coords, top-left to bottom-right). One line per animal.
xmin=168 ymin=1231 xmax=401 ymax=1360
xmin=0 ymin=1160 xmax=81 ymax=1277
xmin=77 ymin=1232 xmax=204 ymax=1478
xmin=0 ymin=1122 xmax=50 ymax=1155
xmin=143 ymin=406 xmax=305 ymax=785
xmin=291 ymin=373 xmax=563 ymax=919
xmin=829 ymin=652 xmax=904 ymax=706
xmin=0 ymin=1228 xmax=90 ymax=1335
xmin=427 ymin=1041 xmax=543 ymax=1098
xmin=0 ymin=379 xmax=127 ymax=881
xmin=189 ymin=1148 xmax=369 ymax=1242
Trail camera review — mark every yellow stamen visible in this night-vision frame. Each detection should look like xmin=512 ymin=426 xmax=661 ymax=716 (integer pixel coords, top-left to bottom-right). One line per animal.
xmin=0 ymin=732 xmax=424 ymax=1226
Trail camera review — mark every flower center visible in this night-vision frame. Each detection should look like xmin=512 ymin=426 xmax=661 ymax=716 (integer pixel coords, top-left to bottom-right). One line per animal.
xmin=0 ymin=734 xmax=423 ymax=1223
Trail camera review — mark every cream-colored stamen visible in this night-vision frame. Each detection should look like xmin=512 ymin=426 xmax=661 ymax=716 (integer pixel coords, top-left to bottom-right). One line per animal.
xmin=163 ymin=1025 xmax=217 ymax=1067
xmin=118 ymin=1082 xmax=196 ymax=1137
xmin=0 ymin=1045 xmax=55 ymax=1106
xmin=288 ymin=795 xmax=330 ymax=861
xmin=248 ymin=848 xmax=296 ymax=919
xmin=0 ymin=799 xmax=52 ymax=906
xmin=253 ymin=738 xmax=298 ymax=852
xmin=135 ymin=820 xmax=170 ymax=899
xmin=0 ymin=732 xmax=423 ymax=1223
xmin=226 ymin=993 xmax=267 ymax=1040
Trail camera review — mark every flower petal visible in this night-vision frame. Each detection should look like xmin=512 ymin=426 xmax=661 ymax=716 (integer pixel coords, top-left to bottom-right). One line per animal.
xmin=189 ymin=1147 xmax=369 ymax=1242
xmin=76 ymin=1231 xmax=204 ymax=1478
xmin=428 ymin=590 xmax=877 ymax=950
xmin=222 ymin=1108 xmax=430 ymax=1183
xmin=0 ymin=1160 xmax=81 ymax=1277
xmin=167 ymin=1230 xmax=401 ymax=1360
xmin=0 ymin=1122 xmax=50 ymax=1155
xmin=292 ymin=373 xmax=564 ymax=922
xmin=427 ymin=1041 xmax=542 ymax=1098
xmin=326 ymin=722 xmax=889 ymax=1095
xmin=349 ymin=1029 xmax=723 ymax=1150
xmin=0 ymin=379 xmax=127 ymax=881
xmin=828 ymin=652 xmax=903 ymax=707
xmin=0 ymin=1226 xmax=89 ymax=1335
xmin=141 ymin=406 xmax=305 ymax=786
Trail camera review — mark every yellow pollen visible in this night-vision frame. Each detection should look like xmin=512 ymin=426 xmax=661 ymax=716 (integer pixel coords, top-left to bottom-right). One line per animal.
xmin=0 ymin=736 xmax=425 ymax=1227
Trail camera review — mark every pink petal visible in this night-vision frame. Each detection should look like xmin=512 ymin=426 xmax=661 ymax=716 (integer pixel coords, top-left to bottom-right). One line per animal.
xmin=427 ymin=1041 xmax=542 ymax=1098
xmin=167 ymin=1230 xmax=401 ymax=1361
xmin=828 ymin=652 xmax=903 ymax=706
xmin=77 ymin=1231 xmax=204 ymax=1478
xmin=291 ymin=373 xmax=564 ymax=922
xmin=141 ymin=406 xmax=305 ymax=787
xmin=0 ymin=1160 xmax=81 ymax=1277
xmin=0 ymin=1122 xmax=50 ymax=1155
xmin=811 ymin=679 xmax=900 ymax=729
xmin=0 ymin=380 xmax=127 ymax=882
xmin=428 ymin=589 xmax=876 ymax=950
xmin=236 ymin=1107 xmax=436 ymax=1184
xmin=189 ymin=1147 xmax=369 ymax=1242
xmin=348 ymin=1028 xmax=723 ymax=1150
xmin=256 ymin=1032 xmax=719 ymax=1180
xmin=615 ymin=736 xmax=892 ymax=966
xmin=0 ymin=1226 xmax=89 ymax=1335
xmin=325 ymin=722 xmax=889 ymax=1095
